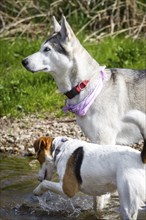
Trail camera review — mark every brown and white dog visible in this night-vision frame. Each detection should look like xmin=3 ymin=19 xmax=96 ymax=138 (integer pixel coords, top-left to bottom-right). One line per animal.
xmin=33 ymin=110 xmax=146 ymax=220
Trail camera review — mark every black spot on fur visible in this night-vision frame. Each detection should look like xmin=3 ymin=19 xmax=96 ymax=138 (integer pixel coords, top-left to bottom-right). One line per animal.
xmin=110 ymin=68 xmax=118 ymax=83
xmin=72 ymin=147 xmax=84 ymax=184
xmin=53 ymin=146 xmax=61 ymax=162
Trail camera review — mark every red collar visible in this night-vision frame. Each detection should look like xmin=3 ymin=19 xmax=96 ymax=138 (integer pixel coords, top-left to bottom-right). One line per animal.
xmin=64 ymin=80 xmax=89 ymax=99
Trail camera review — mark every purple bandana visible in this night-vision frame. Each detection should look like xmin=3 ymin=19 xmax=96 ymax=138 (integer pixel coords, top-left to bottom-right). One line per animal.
xmin=63 ymin=66 xmax=108 ymax=116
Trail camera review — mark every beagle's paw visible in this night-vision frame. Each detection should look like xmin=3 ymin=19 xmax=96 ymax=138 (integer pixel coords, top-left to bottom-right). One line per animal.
xmin=38 ymin=174 xmax=45 ymax=182
xmin=38 ymin=169 xmax=46 ymax=182
xmin=33 ymin=180 xmax=48 ymax=196
xmin=33 ymin=185 xmax=43 ymax=196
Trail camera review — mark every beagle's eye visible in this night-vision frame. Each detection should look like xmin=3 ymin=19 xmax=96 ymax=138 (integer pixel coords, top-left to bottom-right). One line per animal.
xmin=44 ymin=47 xmax=51 ymax=52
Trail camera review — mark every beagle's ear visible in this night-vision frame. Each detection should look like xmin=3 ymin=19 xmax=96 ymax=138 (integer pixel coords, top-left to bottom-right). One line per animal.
xmin=39 ymin=138 xmax=47 ymax=150
xmin=33 ymin=139 xmax=40 ymax=152
xmin=33 ymin=137 xmax=47 ymax=152
xmin=53 ymin=16 xmax=61 ymax=33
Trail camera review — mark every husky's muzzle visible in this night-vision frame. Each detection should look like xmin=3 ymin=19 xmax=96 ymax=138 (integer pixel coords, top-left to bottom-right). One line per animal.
xmin=22 ymin=58 xmax=35 ymax=72
xmin=22 ymin=58 xmax=28 ymax=67
xmin=22 ymin=58 xmax=32 ymax=72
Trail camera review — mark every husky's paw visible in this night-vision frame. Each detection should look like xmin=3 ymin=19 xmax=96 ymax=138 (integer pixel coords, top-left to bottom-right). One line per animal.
xmin=94 ymin=193 xmax=111 ymax=210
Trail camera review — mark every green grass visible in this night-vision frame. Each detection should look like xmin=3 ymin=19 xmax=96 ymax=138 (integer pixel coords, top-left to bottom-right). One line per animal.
xmin=0 ymin=38 xmax=65 ymax=117
xmin=84 ymin=37 xmax=146 ymax=69
xmin=0 ymin=37 xmax=146 ymax=117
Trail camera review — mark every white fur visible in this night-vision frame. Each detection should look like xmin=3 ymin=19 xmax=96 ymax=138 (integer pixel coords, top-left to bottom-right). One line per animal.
xmin=34 ymin=110 xmax=146 ymax=219
xmin=22 ymin=16 xmax=146 ymax=146
xmin=22 ymin=16 xmax=146 ymax=211
xmin=33 ymin=136 xmax=146 ymax=220
xmin=123 ymin=110 xmax=146 ymax=139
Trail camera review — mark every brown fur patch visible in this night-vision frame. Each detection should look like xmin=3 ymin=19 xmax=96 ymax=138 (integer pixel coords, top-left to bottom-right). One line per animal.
xmin=63 ymin=154 xmax=80 ymax=198
xmin=33 ymin=137 xmax=54 ymax=165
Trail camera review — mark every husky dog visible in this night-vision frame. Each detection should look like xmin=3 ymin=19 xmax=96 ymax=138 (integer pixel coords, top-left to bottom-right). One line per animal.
xmin=22 ymin=16 xmax=146 ymax=146
xmin=22 ymin=16 xmax=146 ymax=210
xmin=33 ymin=110 xmax=146 ymax=220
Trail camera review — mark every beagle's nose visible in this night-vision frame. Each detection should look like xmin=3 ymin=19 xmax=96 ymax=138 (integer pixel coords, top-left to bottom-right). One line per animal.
xmin=22 ymin=58 xmax=28 ymax=67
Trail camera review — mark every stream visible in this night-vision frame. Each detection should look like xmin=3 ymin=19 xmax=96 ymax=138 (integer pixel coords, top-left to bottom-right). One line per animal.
xmin=0 ymin=154 xmax=145 ymax=220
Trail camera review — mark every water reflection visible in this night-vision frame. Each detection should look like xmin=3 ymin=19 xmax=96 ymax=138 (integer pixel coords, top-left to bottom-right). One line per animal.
xmin=0 ymin=154 xmax=145 ymax=220
xmin=0 ymin=155 xmax=96 ymax=220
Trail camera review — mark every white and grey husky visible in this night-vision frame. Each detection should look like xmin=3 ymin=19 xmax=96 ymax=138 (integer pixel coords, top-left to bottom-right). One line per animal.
xmin=22 ymin=16 xmax=146 ymax=146
xmin=22 ymin=16 xmax=146 ymax=212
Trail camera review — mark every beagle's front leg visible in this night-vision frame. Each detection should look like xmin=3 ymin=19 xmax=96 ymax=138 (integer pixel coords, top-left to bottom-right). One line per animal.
xmin=38 ymin=163 xmax=46 ymax=182
xmin=33 ymin=180 xmax=65 ymax=197
xmin=37 ymin=161 xmax=55 ymax=182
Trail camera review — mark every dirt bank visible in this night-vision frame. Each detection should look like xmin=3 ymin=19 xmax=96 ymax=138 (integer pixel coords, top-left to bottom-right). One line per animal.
xmin=0 ymin=114 xmax=143 ymax=156
xmin=0 ymin=114 xmax=87 ymax=155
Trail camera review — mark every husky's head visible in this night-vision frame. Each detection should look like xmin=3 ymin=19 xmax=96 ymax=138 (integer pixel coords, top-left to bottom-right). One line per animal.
xmin=22 ymin=17 xmax=79 ymax=76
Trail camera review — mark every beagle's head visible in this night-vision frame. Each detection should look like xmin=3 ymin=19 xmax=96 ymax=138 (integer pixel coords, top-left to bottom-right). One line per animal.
xmin=33 ymin=136 xmax=54 ymax=165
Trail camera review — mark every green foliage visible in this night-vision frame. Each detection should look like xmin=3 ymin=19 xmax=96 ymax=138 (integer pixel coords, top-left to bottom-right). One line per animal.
xmin=0 ymin=38 xmax=64 ymax=117
xmin=0 ymin=37 xmax=145 ymax=117
xmin=84 ymin=37 xmax=146 ymax=69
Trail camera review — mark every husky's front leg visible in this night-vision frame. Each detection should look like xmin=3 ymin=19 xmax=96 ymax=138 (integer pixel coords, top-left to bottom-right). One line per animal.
xmin=93 ymin=194 xmax=111 ymax=211
xmin=33 ymin=180 xmax=65 ymax=197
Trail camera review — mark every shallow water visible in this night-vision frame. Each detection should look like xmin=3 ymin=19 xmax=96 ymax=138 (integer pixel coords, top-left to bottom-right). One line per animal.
xmin=0 ymin=155 xmax=145 ymax=220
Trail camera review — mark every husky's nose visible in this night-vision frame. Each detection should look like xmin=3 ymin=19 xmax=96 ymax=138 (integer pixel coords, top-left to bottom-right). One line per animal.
xmin=22 ymin=58 xmax=28 ymax=67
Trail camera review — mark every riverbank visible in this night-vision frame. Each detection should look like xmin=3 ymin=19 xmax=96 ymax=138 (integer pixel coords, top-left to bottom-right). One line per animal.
xmin=0 ymin=114 xmax=87 ymax=155
xmin=0 ymin=114 xmax=143 ymax=156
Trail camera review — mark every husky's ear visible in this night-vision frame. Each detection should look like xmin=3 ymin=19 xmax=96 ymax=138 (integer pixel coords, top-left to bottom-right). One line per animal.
xmin=53 ymin=16 xmax=61 ymax=33
xmin=60 ymin=16 xmax=75 ymax=41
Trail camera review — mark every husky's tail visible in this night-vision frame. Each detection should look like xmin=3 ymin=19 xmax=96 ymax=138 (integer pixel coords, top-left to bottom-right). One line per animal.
xmin=123 ymin=110 xmax=146 ymax=163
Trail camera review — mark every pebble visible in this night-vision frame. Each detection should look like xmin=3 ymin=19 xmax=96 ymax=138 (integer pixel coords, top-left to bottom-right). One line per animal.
xmin=0 ymin=114 xmax=87 ymax=155
xmin=0 ymin=114 xmax=143 ymax=155
xmin=18 ymin=145 xmax=25 ymax=151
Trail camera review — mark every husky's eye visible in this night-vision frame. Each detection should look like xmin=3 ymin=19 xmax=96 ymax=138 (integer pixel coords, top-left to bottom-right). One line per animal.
xmin=44 ymin=47 xmax=51 ymax=52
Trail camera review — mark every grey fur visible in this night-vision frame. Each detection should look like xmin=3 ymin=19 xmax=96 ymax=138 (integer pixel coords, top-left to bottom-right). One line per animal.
xmin=22 ymin=16 xmax=146 ymax=146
